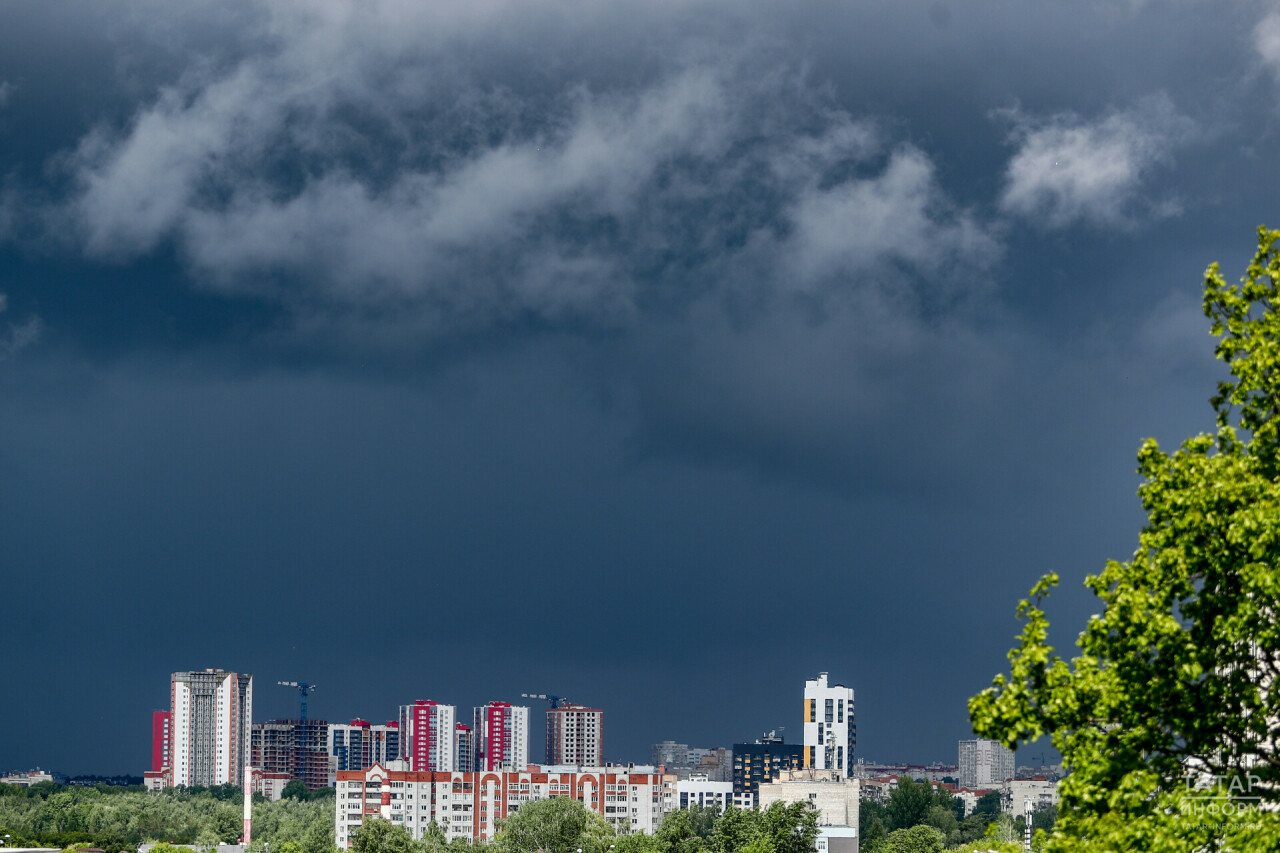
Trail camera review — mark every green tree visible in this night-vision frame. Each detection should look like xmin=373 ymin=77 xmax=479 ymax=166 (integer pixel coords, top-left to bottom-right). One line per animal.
xmin=755 ymin=802 xmax=817 ymax=853
xmin=857 ymin=817 xmax=886 ymax=853
xmin=879 ymin=825 xmax=942 ymax=853
xmin=920 ymin=805 xmax=954 ymax=841
xmin=655 ymin=807 xmax=706 ymax=853
xmin=969 ymin=227 xmax=1280 ymax=850
xmin=969 ymin=793 xmax=999 ymax=820
xmin=299 ymin=815 xmax=336 ymax=853
xmin=350 ymin=819 xmax=419 ymax=853
xmin=884 ymin=780 xmax=931 ymax=832
xmin=281 ymin=782 xmax=310 ymax=802
xmin=494 ymin=797 xmax=612 ymax=853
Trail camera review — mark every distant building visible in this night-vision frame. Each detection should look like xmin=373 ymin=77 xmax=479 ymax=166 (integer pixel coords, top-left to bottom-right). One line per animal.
xmin=650 ymin=743 xmax=733 ymax=781
xmin=170 ymin=669 xmax=253 ymax=788
xmin=692 ymin=748 xmax=733 ymax=782
xmin=247 ymin=768 xmax=292 ymax=801
xmin=803 ymin=672 xmax=856 ymax=778
xmin=0 ymin=769 xmax=55 ymax=786
xmin=849 ymin=760 xmax=958 ymax=783
xmin=545 ymin=704 xmax=603 ymax=766
xmin=958 ymin=739 xmax=1015 ymax=789
xmin=652 ymin=741 xmax=689 ymax=771
xmin=732 ymin=737 xmax=804 ymax=807
xmin=152 ymin=711 xmax=171 ymax=773
xmin=328 ymin=720 xmax=401 ymax=772
xmin=1002 ymin=778 xmax=1059 ymax=814
xmin=399 ymin=701 xmax=457 ymax=771
xmin=251 ymin=719 xmax=331 ymax=789
xmin=473 ymin=703 xmax=529 ymax=771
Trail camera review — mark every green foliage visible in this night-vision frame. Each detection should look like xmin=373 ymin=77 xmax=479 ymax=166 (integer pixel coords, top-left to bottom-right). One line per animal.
xmin=885 ymin=780 xmax=931 ymax=833
xmin=858 ymin=817 xmax=886 ymax=853
xmin=921 ymin=806 xmax=954 ymax=840
xmin=969 ymin=228 xmax=1280 ymax=849
xmin=351 ymin=820 xmax=418 ymax=853
xmin=755 ymin=803 xmax=817 ymax=853
xmin=281 ymin=782 xmax=310 ymax=802
xmin=970 ymin=793 xmax=999 ymax=820
xmin=879 ymin=825 xmax=943 ymax=853
xmin=0 ymin=783 xmax=332 ymax=852
xmin=493 ymin=797 xmax=612 ymax=853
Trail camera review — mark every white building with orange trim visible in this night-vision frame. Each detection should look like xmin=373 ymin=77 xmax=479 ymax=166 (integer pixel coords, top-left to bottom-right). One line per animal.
xmin=334 ymin=761 xmax=676 ymax=846
xmin=802 ymin=672 xmax=855 ymax=779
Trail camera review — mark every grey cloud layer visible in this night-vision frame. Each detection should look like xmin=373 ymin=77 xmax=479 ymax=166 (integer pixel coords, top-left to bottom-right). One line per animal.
xmin=62 ymin=13 xmax=998 ymax=341
xmin=0 ymin=293 xmax=41 ymax=359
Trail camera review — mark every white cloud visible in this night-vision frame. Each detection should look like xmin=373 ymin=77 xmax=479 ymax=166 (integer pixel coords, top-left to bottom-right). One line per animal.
xmin=779 ymin=146 xmax=998 ymax=290
xmin=0 ymin=81 xmax=14 ymax=108
xmin=997 ymin=95 xmax=1193 ymax=229
xmin=1256 ymin=10 xmax=1280 ymax=79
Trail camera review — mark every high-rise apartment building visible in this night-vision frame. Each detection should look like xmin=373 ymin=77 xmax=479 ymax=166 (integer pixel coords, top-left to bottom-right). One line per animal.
xmin=958 ymin=738 xmax=1015 ymax=789
xmin=399 ymin=701 xmax=457 ymax=771
xmin=802 ymin=672 xmax=855 ymax=778
xmin=251 ymin=719 xmax=331 ymax=789
xmin=732 ymin=737 xmax=804 ymax=807
xmin=473 ymin=702 xmax=530 ymax=771
xmin=170 ymin=669 xmax=253 ymax=787
xmin=545 ymin=703 xmax=603 ymax=766
xmin=152 ymin=710 xmax=171 ymax=772
xmin=454 ymin=724 xmax=474 ymax=772
xmin=329 ymin=720 xmax=400 ymax=772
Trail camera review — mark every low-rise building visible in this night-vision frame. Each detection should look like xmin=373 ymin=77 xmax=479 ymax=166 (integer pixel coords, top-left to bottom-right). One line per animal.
xmin=334 ymin=762 xmax=676 ymax=846
xmin=816 ymin=826 xmax=858 ymax=853
xmin=954 ymin=788 xmax=996 ymax=817
xmin=757 ymin=773 xmax=860 ymax=829
xmin=675 ymin=776 xmax=734 ymax=812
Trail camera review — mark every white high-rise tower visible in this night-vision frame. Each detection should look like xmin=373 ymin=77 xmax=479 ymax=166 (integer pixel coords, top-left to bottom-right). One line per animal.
xmin=802 ymin=672 xmax=855 ymax=778
xmin=170 ymin=669 xmax=253 ymax=787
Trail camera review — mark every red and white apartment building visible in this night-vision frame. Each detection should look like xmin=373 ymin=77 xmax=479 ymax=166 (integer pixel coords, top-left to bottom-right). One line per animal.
xmin=399 ymin=701 xmax=458 ymax=771
xmin=473 ymin=703 xmax=530 ymax=771
xmin=334 ymin=763 xmax=675 ymax=846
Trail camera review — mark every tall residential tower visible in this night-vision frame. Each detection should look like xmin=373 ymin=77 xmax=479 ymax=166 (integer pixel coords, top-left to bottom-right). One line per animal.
xmin=545 ymin=703 xmax=603 ymax=766
xmin=399 ymin=701 xmax=457 ymax=771
xmin=170 ymin=669 xmax=253 ymax=787
xmin=473 ymin=703 xmax=530 ymax=771
xmin=802 ymin=672 xmax=855 ymax=778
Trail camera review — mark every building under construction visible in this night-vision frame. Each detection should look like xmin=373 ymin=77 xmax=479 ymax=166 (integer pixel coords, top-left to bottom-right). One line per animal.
xmin=250 ymin=719 xmax=332 ymax=789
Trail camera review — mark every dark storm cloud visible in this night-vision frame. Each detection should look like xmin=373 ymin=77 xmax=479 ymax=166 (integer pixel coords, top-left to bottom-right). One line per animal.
xmin=2 ymin=0 xmax=1280 ymax=772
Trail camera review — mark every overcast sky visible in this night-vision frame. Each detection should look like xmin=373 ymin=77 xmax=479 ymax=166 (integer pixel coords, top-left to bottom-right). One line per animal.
xmin=3 ymin=0 xmax=1280 ymax=775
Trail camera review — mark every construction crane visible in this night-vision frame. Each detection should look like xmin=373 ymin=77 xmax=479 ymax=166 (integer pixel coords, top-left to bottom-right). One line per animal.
xmin=521 ymin=692 xmax=567 ymax=708
xmin=278 ymin=681 xmax=317 ymax=722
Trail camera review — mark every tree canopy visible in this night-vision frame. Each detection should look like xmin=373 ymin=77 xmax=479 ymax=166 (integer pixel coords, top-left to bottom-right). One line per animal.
xmin=969 ymin=227 xmax=1280 ymax=850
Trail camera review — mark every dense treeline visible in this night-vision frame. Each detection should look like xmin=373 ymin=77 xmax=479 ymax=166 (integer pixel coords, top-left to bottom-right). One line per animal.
xmin=1 ymin=780 xmax=1053 ymax=853
xmin=0 ymin=783 xmax=333 ymax=853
